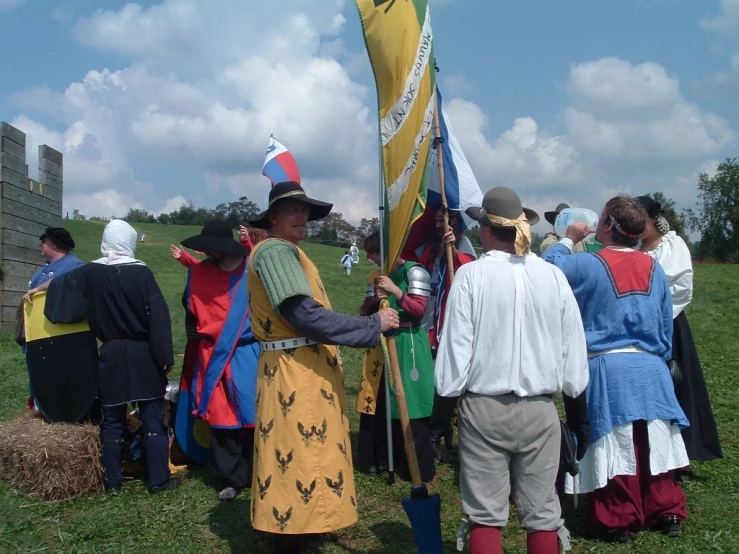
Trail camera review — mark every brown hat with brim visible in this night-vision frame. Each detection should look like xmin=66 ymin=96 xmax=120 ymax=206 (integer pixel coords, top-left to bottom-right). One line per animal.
xmin=248 ymin=181 xmax=333 ymax=229
xmin=466 ymin=187 xmax=539 ymax=229
xmin=544 ymin=202 xmax=570 ymax=226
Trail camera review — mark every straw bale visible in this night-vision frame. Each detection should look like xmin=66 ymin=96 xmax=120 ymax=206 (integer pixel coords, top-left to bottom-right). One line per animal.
xmin=0 ymin=415 xmax=103 ymax=501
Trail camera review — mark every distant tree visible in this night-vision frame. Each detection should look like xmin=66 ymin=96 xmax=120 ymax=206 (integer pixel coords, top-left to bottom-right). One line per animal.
xmin=72 ymin=209 xmax=86 ymax=221
xmin=645 ymin=192 xmax=686 ymax=237
xmin=123 ymin=208 xmax=156 ymax=224
xmin=684 ymin=158 xmax=739 ymax=261
xmin=531 ymin=232 xmax=544 ymax=254
xmin=354 ymin=217 xmax=380 ymax=244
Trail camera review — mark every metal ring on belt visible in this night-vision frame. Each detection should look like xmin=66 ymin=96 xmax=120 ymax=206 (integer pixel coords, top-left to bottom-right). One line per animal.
xmin=260 ymin=337 xmax=318 ymax=351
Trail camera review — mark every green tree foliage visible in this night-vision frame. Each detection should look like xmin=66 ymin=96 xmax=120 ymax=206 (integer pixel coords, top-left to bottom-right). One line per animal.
xmin=685 ymin=158 xmax=739 ymax=261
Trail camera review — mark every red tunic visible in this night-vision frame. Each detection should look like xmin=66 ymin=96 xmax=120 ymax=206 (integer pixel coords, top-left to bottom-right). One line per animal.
xmin=186 ymin=259 xmax=257 ymax=428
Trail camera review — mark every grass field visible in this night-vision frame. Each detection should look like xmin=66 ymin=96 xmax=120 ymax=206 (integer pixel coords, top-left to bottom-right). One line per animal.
xmin=0 ymin=219 xmax=737 ymax=554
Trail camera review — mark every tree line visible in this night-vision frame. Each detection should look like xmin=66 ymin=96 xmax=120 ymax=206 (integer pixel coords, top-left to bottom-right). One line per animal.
xmin=68 ymin=157 xmax=739 ymax=261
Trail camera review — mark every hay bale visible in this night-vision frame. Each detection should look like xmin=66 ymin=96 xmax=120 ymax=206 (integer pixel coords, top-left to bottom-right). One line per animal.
xmin=0 ymin=415 xmax=103 ymax=501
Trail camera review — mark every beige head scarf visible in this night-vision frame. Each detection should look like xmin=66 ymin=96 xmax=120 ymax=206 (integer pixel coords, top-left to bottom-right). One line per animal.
xmin=486 ymin=212 xmax=532 ymax=256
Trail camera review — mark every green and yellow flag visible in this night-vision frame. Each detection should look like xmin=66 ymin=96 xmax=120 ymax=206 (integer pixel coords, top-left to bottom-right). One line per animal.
xmin=356 ymin=0 xmax=435 ymax=273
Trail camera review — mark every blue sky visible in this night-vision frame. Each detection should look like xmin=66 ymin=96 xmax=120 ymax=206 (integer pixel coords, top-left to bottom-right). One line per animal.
xmin=1 ymin=0 xmax=737 ymax=231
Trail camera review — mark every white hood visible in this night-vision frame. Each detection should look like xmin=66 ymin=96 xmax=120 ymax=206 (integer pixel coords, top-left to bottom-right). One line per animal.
xmin=92 ymin=220 xmax=146 ymax=266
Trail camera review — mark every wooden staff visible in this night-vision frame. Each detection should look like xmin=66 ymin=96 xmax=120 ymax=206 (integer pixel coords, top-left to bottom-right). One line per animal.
xmin=432 ymin=85 xmax=456 ymax=282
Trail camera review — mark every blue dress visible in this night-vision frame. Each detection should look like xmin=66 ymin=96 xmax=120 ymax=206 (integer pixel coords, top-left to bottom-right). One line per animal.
xmin=542 ymin=244 xmax=687 ymax=442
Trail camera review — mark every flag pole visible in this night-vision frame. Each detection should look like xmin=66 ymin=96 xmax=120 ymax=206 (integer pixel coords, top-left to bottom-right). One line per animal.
xmin=432 ymin=84 xmax=456 ymax=282
xmin=378 ymin=145 xmax=395 ymax=486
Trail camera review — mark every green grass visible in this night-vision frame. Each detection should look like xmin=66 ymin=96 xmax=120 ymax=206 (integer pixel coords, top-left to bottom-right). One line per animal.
xmin=1 ymin=220 xmax=737 ymax=553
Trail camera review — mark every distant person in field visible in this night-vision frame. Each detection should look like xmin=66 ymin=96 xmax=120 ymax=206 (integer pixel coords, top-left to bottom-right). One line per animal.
xmin=247 ymin=181 xmax=399 ymax=553
xmin=179 ymin=220 xmax=263 ymax=502
xmin=350 ymin=242 xmax=360 ymax=265
xmin=539 ymin=232 xmax=557 ymax=254
xmin=357 ymin=230 xmax=436 ymax=482
xmin=19 ymin=227 xmax=84 ymax=410
xmin=29 ymin=220 xmax=180 ymax=494
xmin=543 ymin=196 xmax=689 ymax=543
xmin=341 ymin=251 xmax=353 ymax=277
xmin=636 ymin=195 xmax=723 ymax=465
xmin=402 ymin=205 xmax=477 ymax=463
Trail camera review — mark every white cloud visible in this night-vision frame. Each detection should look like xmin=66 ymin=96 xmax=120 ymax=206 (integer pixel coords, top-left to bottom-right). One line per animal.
xmin=700 ymin=0 xmax=739 ymax=39
xmin=6 ymin=2 xmax=736 ymax=233
xmin=443 ymin=57 xmax=736 ymax=225
xmin=442 ymin=73 xmax=471 ymax=96
xmin=12 ymin=0 xmax=379 ymax=221
xmin=700 ymin=1 xmax=739 ymax=98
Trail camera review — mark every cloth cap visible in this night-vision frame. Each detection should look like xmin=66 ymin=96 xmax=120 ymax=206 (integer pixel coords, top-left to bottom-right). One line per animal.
xmin=40 ymin=227 xmax=75 ymax=251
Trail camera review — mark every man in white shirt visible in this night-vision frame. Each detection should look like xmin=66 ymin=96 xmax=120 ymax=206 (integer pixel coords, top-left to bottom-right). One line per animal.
xmin=435 ymin=187 xmax=589 ymax=554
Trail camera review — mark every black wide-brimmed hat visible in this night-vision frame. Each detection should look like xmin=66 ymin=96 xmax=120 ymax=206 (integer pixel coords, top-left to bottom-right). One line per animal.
xmin=544 ymin=202 xmax=570 ymax=226
xmin=40 ymin=227 xmax=75 ymax=251
xmin=248 ymin=181 xmax=333 ymax=230
xmin=181 ymin=219 xmax=247 ymax=257
xmin=466 ymin=187 xmax=539 ymax=228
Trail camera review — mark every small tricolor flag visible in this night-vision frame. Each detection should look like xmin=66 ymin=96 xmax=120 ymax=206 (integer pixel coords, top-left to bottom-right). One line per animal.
xmin=262 ymin=135 xmax=301 ymax=186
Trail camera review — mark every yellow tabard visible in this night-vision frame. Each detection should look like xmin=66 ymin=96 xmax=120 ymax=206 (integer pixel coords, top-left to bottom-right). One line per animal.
xmin=356 ymin=270 xmax=385 ymax=416
xmin=247 ymin=239 xmax=357 ymax=535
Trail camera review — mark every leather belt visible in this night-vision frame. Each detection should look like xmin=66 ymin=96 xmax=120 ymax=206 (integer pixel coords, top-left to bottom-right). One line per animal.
xmin=260 ymin=337 xmax=318 ymax=351
xmin=398 ymin=321 xmax=421 ymax=329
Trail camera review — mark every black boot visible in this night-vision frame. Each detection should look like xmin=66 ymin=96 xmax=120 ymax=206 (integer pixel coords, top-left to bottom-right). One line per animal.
xmin=429 ymin=432 xmax=450 ymax=464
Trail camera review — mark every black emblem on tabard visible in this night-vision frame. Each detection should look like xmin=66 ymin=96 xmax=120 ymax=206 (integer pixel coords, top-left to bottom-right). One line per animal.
xmin=260 ymin=419 xmax=274 ymax=442
xmin=312 ymin=418 xmax=328 ymax=445
xmin=272 ymin=506 xmax=292 ymax=532
xmin=363 ymin=396 xmax=374 ymax=413
xmin=371 ymin=359 xmax=382 ymax=377
xmin=260 ymin=317 xmax=272 ymax=337
xmin=337 ymin=439 xmax=348 ymax=460
xmin=325 ymin=470 xmax=344 ymax=498
xmin=298 ymin=422 xmax=313 ymax=446
xmin=284 ymin=347 xmax=297 ymax=358
xmin=258 ymin=475 xmax=272 ymax=500
xmin=309 ymin=343 xmax=320 ymax=355
xmin=350 ymin=495 xmax=357 ymax=508
xmin=275 ymin=449 xmax=294 ymax=474
xmin=264 ymin=363 xmax=277 ymax=385
xmin=320 ymin=388 xmax=335 ymax=407
xmin=296 ymin=479 xmax=316 ymax=505
xmin=326 ymin=355 xmax=339 ymax=371
xmin=278 ymin=390 xmax=296 ymax=417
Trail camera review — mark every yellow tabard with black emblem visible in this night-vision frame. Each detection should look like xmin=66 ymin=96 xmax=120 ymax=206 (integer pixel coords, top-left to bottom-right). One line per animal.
xmin=247 ymin=239 xmax=356 ymax=535
xmin=356 ymin=270 xmax=385 ymax=416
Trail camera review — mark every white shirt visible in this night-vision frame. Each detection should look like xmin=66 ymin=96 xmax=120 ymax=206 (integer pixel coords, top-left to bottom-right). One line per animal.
xmin=435 ymin=249 xmax=589 ymax=398
xmin=645 ymin=231 xmax=693 ymax=319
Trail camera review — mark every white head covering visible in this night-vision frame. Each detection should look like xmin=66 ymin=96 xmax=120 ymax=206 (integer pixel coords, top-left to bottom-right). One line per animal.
xmin=92 ymin=219 xmax=146 ymax=266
